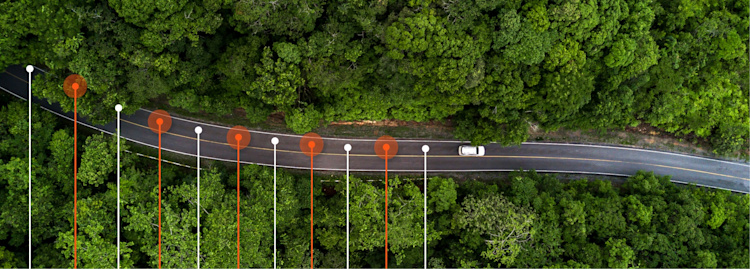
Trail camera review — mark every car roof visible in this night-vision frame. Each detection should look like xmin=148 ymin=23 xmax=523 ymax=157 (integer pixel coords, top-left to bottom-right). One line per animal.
xmin=462 ymin=146 xmax=478 ymax=154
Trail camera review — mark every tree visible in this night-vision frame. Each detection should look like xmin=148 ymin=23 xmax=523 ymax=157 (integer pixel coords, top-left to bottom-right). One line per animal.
xmin=384 ymin=8 xmax=490 ymax=121
xmin=252 ymin=47 xmax=305 ymax=109
xmin=604 ymin=238 xmax=635 ymax=268
xmin=692 ymin=250 xmax=717 ymax=268
xmin=78 ymin=134 xmax=117 ymax=187
xmin=624 ymin=195 xmax=653 ymax=226
xmin=455 ymin=194 xmax=535 ymax=266
xmin=347 ymin=176 xmax=426 ymax=267
xmin=285 ymin=106 xmax=324 ymax=134
xmin=107 ymin=0 xmax=223 ymax=53
xmin=4 ymin=0 xmax=745 ymax=155
xmin=230 ymin=0 xmax=325 ymax=38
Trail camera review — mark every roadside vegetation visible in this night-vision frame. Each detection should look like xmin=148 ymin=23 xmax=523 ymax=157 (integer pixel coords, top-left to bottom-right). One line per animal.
xmin=1 ymin=0 xmax=747 ymax=156
xmin=1 ymin=99 xmax=747 ymax=267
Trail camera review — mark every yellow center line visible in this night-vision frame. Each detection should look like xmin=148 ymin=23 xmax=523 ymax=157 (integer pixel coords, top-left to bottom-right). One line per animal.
xmin=645 ymin=164 xmax=747 ymax=180
xmin=6 ymin=69 xmax=746 ymax=181
xmin=4 ymin=71 xmax=28 ymax=83
xmin=120 ymin=119 xmax=749 ymax=181
xmin=4 ymin=70 xmax=747 ymax=182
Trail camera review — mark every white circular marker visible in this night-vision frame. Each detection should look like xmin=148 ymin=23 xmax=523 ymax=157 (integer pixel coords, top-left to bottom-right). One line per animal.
xmin=115 ymin=104 xmax=122 ymax=112
xmin=271 ymin=137 xmax=279 ymax=145
xmin=422 ymin=145 xmax=430 ymax=153
xmin=25 ymin=65 xmax=34 ymax=73
xmin=194 ymin=126 xmax=203 ymax=134
xmin=344 ymin=144 xmax=352 ymax=152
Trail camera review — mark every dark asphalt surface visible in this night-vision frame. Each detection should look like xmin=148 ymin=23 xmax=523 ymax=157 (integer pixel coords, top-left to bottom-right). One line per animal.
xmin=2 ymin=65 xmax=748 ymax=193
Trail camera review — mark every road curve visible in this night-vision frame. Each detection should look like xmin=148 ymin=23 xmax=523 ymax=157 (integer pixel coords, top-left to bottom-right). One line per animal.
xmin=2 ymin=65 xmax=749 ymax=193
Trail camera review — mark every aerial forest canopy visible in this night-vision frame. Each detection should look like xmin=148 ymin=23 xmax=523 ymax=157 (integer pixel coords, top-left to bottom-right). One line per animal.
xmin=0 ymin=0 xmax=747 ymax=154
xmin=0 ymin=98 xmax=748 ymax=268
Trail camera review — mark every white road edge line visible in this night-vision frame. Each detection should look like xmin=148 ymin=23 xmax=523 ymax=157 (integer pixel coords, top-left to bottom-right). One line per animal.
xmin=2 ymin=85 xmax=747 ymax=196
xmin=135 ymin=108 xmax=747 ymax=167
xmin=1 ymin=83 xmax=746 ymax=168
xmin=521 ymin=142 xmax=747 ymax=166
xmin=125 ymin=141 xmax=750 ymax=196
xmin=4 ymin=71 xmax=747 ymax=167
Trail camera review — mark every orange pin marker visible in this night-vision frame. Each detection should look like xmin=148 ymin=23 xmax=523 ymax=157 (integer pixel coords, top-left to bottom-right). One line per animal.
xmin=300 ymin=133 xmax=323 ymax=268
xmin=375 ymin=135 xmax=398 ymax=268
xmin=148 ymin=110 xmax=172 ymax=269
xmin=227 ymin=126 xmax=250 ymax=269
xmin=63 ymin=74 xmax=87 ymax=268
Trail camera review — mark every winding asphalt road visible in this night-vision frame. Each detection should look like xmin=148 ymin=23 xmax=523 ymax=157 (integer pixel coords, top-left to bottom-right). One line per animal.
xmin=2 ymin=65 xmax=749 ymax=193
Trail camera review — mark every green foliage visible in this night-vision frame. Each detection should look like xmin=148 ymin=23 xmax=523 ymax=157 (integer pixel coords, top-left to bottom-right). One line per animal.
xmin=454 ymin=113 xmax=530 ymax=147
xmin=604 ymin=238 xmax=635 ymax=268
xmin=285 ymin=106 xmax=324 ymax=134
xmin=231 ymin=0 xmax=325 ymax=37
xmin=624 ymin=195 xmax=653 ymax=226
xmin=604 ymin=38 xmax=637 ymax=68
xmin=1 ymin=0 xmax=745 ymax=154
xmin=692 ymin=250 xmax=718 ymax=268
xmin=78 ymin=134 xmax=117 ymax=187
xmin=1 ymin=0 xmax=749 ymax=261
xmin=0 ymin=98 xmax=747 ymax=267
xmin=250 ymin=47 xmax=304 ymax=108
xmin=107 ymin=0 xmax=223 ymax=52
xmin=455 ymin=194 xmax=535 ymax=266
xmin=0 ymin=246 xmax=22 ymax=267
xmin=428 ymin=177 xmax=458 ymax=213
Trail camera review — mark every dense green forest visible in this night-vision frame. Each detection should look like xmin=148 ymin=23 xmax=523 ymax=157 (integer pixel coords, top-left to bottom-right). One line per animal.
xmin=0 ymin=0 xmax=747 ymax=154
xmin=1 ymin=98 xmax=748 ymax=268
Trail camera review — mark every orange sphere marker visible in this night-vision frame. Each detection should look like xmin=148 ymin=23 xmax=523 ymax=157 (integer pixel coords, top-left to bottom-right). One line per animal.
xmin=299 ymin=132 xmax=323 ymax=268
xmin=63 ymin=74 xmax=86 ymax=268
xmin=374 ymin=135 xmax=398 ymax=160
xmin=300 ymin=133 xmax=324 ymax=157
xmin=148 ymin=110 xmax=172 ymax=134
xmin=148 ymin=110 xmax=172 ymax=269
xmin=227 ymin=126 xmax=250 ymax=269
xmin=374 ymin=135 xmax=398 ymax=268
xmin=63 ymin=74 xmax=87 ymax=98
xmin=227 ymin=126 xmax=251 ymax=150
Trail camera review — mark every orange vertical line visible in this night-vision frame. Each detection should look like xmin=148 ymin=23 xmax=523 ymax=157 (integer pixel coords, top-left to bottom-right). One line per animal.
xmin=385 ymin=150 xmax=388 ymax=269
xmin=237 ymin=143 xmax=240 ymax=269
xmin=73 ymin=92 xmax=77 ymax=269
xmin=158 ymin=128 xmax=162 ymax=269
xmin=310 ymin=147 xmax=314 ymax=269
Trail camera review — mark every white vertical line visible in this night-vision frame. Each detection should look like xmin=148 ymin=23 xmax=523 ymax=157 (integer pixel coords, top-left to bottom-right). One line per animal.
xmin=273 ymin=142 xmax=277 ymax=269
xmin=346 ymin=149 xmax=350 ymax=269
xmin=344 ymin=144 xmax=351 ymax=269
xmin=26 ymin=65 xmax=33 ymax=269
xmin=195 ymin=126 xmax=202 ymax=269
xmin=423 ymin=151 xmax=427 ymax=269
xmin=271 ymin=137 xmax=279 ymax=269
xmin=422 ymin=145 xmax=429 ymax=269
xmin=197 ymin=133 xmax=200 ymax=269
xmin=115 ymin=104 xmax=122 ymax=269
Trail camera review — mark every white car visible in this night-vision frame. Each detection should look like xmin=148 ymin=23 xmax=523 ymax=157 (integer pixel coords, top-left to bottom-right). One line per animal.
xmin=458 ymin=145 xmax=485 ymax=156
